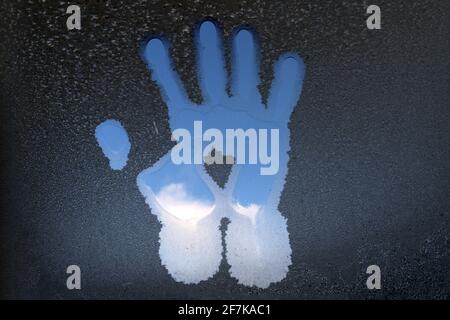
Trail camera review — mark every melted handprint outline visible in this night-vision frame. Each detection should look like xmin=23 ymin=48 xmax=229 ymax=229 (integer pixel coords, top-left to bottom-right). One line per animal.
xmin=96 ymin=19 xmax=305 ymax=288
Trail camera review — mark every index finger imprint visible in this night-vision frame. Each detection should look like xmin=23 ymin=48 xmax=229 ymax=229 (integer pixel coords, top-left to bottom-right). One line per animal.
xmin=143 ymin=38 xmax=189 ymax=109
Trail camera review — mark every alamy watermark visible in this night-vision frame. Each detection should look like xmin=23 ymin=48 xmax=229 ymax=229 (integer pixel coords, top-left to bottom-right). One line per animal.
xmin=171 ymin=121 xmax=279 ymax=176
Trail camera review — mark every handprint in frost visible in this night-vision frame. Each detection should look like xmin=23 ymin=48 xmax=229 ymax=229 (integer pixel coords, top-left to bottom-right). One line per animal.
xmin=95 ymin=19 xmax=305 ymax=288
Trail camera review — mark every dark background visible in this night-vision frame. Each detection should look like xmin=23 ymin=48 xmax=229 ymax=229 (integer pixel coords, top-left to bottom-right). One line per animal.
xmin=0 ymin=0 xmax=449 ymax=299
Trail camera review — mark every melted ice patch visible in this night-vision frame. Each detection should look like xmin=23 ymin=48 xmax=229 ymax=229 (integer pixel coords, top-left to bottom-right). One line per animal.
xmin=95 ymin=120 xmax=131 ymax=170
xmin=136 ymin=155 xmax=222 ymax=284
